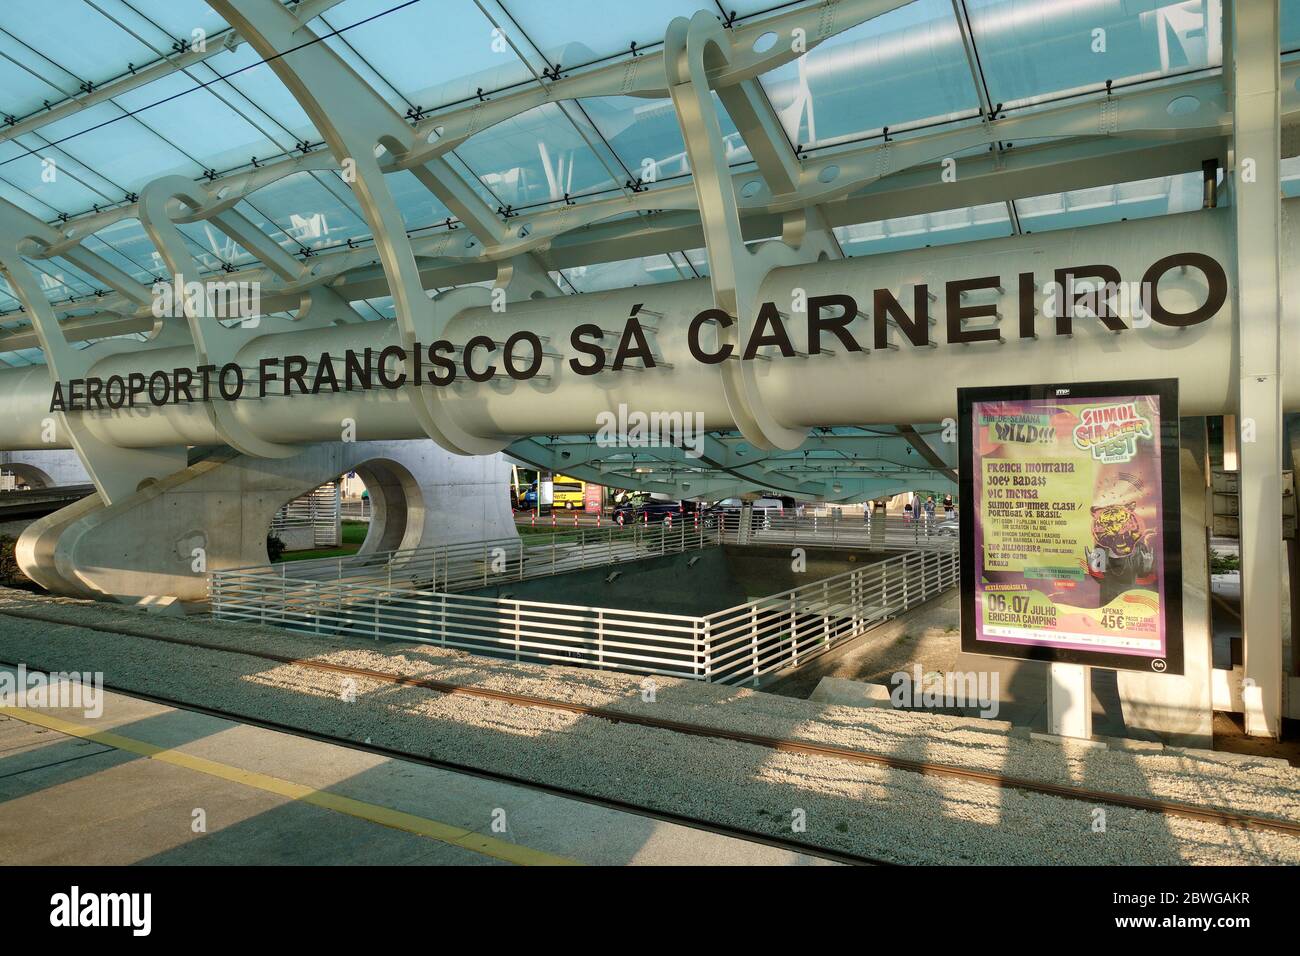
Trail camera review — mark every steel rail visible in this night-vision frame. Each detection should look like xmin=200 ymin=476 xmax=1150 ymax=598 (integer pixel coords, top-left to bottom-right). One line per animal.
xmin=1 ymin=606 xmax=1296 ymax=840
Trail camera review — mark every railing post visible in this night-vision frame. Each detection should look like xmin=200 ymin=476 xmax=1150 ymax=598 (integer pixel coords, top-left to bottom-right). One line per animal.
xmin=822 ymin=579 xmax=830 ymax=645
xmin=596 ymin=609 xmax=604 ymax=668
xmin=702 ymin=618 xmax=713 ymax=681
xmin=850 ymin=567 xmax=859 ymax=632
xmin=750 ymin=604 xmax=759 ymax=686
xmin=790 ymin=594 xmax=799 ymax=667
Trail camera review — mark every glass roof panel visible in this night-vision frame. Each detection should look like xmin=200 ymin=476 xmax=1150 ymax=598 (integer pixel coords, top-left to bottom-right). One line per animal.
xmin=45 ymin=131 xmax=202 ymax=200
xmin=0 ymin=2 xmax=158 ymax=116
xmin=110 ymin=70 xmax=294 ymax=175
xmin=312 ymin=0 xmax=532 ymax=111
xmin=1015 ymin=172 xmax=1203 ymax=233
xmin=174 ymin=220 xmax=241 ymax=273
xmin=561 ymin=251 xmax=696 ymax=292
xmin=24 ymin=255 xmax=97 ymax=300
xmin=384 ymin=168 xmax=454 ymax=231
xmin=82 ymin=222 xmax=162 ymax=283
xmin=456 ymin=102 xmax=619 ymax=208
xmin=238 ymin=172 xmax=370 ymax=254
xmin=502 ymin=0 xmax=710 ymax=67
xmin=761 ymin=0 xmax=980 ymax=151
xmin=967 ymin=0 xmax=1223 ymax=107
xmin=0 ymin=42 xmax=64 ymax=120
xmin=0 ymin=140 xmax=117 ymax=214
xmin=583 ymin=96 xmax=687 ymax=183
xmin=39 ymin=253 xmax=107 ymax=296
xmin=834 ymin=202 xmax=1011 ymax=256
xmin=96 ymin=0 xmax=230 ymax=41
xmin=0 ymin=348 xmax=45 ymax=366
xmin=199 ymin=46 xmax=320 ymax=148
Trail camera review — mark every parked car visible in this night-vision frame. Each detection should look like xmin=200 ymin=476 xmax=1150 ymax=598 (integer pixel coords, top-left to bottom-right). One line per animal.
xmin=701 ymin=496 xmax=797 ymax=529
xmin=612 ymin=494 xmax=685 ymax=525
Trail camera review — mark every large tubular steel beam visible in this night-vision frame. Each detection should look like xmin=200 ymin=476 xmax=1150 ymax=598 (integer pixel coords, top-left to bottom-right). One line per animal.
xmin=1230 ymin=2 xmax=1285 ymax=738
xmin=2 ymin=201 xmax=1297 ymax=454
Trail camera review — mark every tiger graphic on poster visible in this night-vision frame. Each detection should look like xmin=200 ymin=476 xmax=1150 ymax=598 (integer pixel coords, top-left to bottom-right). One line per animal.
xmin=1084 ymin=502 xmax=1156 ymax=605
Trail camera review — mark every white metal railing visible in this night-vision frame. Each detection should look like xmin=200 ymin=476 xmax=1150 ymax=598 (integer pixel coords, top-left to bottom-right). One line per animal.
xmin=714 ymin=511 xmax=958 ymax=551
xmin=701 ymin=547 xmax=959 ymax=684
xmin=213 ymin=522 xmax=719 ymax=607
xmin=271 ymin=482 xmax=341 ymax=546
xmin=340 ymin=498 xmax=371 ymax=521
xmin=210 ymin=530 xmax=958 ymax=685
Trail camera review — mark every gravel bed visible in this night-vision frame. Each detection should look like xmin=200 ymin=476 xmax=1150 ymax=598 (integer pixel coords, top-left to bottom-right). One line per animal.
xmin=0 ymin=588 xmax=1297 ymax=864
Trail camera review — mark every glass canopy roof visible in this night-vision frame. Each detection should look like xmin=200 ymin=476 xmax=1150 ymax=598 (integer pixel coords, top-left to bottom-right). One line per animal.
xmin=0 ymin=0 xmax=1290 ymax=365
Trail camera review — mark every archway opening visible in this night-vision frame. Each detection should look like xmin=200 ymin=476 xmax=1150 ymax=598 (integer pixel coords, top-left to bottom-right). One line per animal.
xmin=264 ymin=459 xmax=424 ymax=563
xmin=1 ymin=463 xmax=53 ymax=490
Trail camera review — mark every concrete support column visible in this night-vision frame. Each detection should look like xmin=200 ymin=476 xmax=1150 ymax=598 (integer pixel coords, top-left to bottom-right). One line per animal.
xmin=1117 ymin=418 xmax=1214 ymax=747
xmin=1229 ymin=0 xmax=1285 ymax=737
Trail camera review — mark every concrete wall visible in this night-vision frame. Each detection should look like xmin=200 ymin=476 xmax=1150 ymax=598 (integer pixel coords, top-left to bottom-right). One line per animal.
xmin=465 ymin=546 xmax=877 ymax=616
xmin=17 ymin=440 xmax=516 ymax=604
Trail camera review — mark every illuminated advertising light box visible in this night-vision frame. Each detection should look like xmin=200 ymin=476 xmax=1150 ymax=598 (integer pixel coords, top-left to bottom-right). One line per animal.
xmin=957 ymin=379 xmax=1183 ymax=674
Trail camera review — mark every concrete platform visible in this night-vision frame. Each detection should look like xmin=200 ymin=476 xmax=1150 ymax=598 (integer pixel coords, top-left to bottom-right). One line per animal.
xmin=0 ymin=670 xmax=833 ymax=866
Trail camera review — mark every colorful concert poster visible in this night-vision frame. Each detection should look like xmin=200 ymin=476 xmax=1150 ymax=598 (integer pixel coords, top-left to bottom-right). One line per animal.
xmin=957 ymin=380 xmax=1183 ymax=674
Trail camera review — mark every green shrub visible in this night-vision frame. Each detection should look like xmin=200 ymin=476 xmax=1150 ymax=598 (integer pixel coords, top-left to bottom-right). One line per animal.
xmin=266 ymin=534 xmax=287 ymax=562
xmin=0 ymin=535 xmax=19 ymax=584
xmin=1210 ymin=550 xmax=1240 ymax=574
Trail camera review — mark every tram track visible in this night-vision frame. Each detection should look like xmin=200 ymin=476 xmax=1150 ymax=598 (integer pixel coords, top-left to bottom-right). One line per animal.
xmin=2 ymin=605 xmax=1298 ymax=842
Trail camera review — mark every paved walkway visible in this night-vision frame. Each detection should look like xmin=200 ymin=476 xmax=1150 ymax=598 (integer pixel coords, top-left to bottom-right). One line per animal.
xmin=0 ymin=670 xmax=832 ymax=866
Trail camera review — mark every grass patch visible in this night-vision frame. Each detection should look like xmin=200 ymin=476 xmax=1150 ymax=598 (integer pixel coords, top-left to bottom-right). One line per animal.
xmin=275 ymin=520 xmax=370 ymax=562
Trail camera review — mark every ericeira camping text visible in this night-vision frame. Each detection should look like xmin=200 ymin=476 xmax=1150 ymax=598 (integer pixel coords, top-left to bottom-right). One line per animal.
xmin=46 ymin=252 xmax=1228 ymax=413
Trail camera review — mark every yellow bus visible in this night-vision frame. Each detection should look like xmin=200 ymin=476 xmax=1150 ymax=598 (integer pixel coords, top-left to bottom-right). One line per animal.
xmin=522 ymin=474 xmax=585 ymax=510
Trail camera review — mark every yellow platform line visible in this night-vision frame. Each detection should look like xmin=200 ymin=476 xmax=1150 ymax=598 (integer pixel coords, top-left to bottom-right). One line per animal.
xmin=0 ymin=706 xmax=578 ymax=866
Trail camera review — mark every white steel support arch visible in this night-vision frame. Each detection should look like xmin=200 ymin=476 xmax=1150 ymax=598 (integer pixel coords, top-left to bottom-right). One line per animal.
xmin=210 ymin=0 xmax=508 ymax=456
xmin=667 ymin=11 xmax=817 ymax=451
xmin=137 ymin=175 xmax=300 ymax=459
xmin=5 ymin=52 xmax=1294 ymax=354
xmin=1229 ymin=1 xmax=1285 ymax=739
xmin=0 ymin=203 xmax=185 ymax=504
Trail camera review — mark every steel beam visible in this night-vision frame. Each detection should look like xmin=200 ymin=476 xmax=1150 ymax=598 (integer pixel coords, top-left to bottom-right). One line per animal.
xmin=1229 ymin=0 xmax=1285 ymax=738
xmin=8 ymin=55 xmax=1294 ymax=349
xmin=210 ymin=0 xmax=506 ymax=456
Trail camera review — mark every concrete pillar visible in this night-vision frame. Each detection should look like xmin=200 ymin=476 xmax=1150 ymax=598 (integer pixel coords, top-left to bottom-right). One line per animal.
xmin=1229 ymin=0 xmax=1285 ymax=737
xmin=1116 ymin=418 xmax=1214 ymax=747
